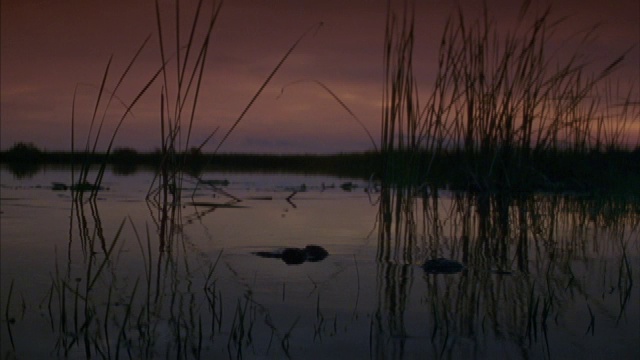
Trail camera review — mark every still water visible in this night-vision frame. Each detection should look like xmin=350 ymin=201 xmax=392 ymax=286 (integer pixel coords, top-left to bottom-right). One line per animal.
xmin=1 ymin=167 xmax=639 ymax=359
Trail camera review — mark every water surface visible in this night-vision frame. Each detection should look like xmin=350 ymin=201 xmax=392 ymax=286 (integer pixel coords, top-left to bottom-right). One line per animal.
xmin=1 ymin=167 xmax=638 ymax=359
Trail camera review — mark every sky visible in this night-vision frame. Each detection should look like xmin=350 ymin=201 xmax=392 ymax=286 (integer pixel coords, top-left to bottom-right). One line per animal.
xmin=1 ymin=0 xmax=639 ymax=154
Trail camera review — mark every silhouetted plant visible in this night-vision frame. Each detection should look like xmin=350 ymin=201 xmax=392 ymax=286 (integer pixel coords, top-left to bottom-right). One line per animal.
xmin=378 ymin=1 xmax=637 ymax=191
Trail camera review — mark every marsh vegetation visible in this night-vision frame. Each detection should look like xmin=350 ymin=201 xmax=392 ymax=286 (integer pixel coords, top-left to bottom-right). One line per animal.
xmin=1 ymin=0 xmax=639 ymax=358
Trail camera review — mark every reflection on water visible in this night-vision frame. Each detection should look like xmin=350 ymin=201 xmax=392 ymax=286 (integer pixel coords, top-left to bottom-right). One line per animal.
xmin=374 ymin=184 xmax=639 ymax=358
xmin=1 ymin=168 xmax=639 ymax=358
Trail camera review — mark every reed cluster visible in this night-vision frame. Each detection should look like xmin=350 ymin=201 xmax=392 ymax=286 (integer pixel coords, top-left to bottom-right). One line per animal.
xmin=373 ymin=188 xmax=639 ymax=358
xmin=376 ymin=0 xmax=639 ymax=263
xmin=379 ymin=1 xmax=638 ymax=191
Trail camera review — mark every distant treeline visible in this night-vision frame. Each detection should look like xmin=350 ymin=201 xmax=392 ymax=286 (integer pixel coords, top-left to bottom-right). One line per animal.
xmin=2 ymin=142 xmax=640 ymax=193
xmin=0 ymin=142 xmax=381 ymax=179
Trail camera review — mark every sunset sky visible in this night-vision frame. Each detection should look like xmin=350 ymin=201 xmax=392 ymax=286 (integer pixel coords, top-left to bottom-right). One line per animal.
xmin=1 ymin=0 xmax=639 ymax=154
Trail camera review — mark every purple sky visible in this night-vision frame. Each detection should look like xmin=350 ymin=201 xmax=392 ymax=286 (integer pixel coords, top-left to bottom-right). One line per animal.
xmin=2 ymin=0 xmax=639 ymax=153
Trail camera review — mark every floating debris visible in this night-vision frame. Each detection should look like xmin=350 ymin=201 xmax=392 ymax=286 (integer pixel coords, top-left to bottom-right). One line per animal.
xmin=284 ymin=184 xmax=307 ymax=192
xmin=321 ymin=182 xmax=336 ymax=190
xmin=340 ymin=182 xmax=357 ymax=191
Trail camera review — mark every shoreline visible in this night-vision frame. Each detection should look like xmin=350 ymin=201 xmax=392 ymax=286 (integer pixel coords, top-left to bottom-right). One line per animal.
xmin=3 ymin=147 xmax=639 ymax=194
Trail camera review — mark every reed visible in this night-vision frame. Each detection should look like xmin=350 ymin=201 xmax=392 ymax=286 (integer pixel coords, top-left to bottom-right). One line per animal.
xmin=33 ymin=190 xmax=637 ymax=357
xmin=227 ymin=295 xmax=253 ymax=358
xmin=3 ymin=280 xmax=16 ymax=352
xmin=6 ymin=0 xmax=639 ymax=357
xmin=68 ymin=38 xmax=165 ymax=203
xmin=374 ymin=5 xmax=639 ymax=323
xmin=378 ymin=0 xmax=638 ymax=191
xmin=280 ymin=316 xmax=301 ymax=357
xmin=371 ymin=169 xmax=639 ymax=356
xmin=146 ymin=0 xmax=222 ymax=205
xmin=585 ymin=303 xmax=595 ymax=335
xmin=380 ymin=0 xmax=424 ymax=185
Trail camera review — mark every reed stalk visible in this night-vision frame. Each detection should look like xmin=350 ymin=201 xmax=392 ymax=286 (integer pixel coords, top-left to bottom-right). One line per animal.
xmin=378 ymin=0 xmax=636 ymax=193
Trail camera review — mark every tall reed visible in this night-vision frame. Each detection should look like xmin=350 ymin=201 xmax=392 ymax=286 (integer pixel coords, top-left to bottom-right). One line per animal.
xmin=69 ymin=38 xmax=164 ymax=203
xmin=379 ymin=0 xmax=637 ymax=191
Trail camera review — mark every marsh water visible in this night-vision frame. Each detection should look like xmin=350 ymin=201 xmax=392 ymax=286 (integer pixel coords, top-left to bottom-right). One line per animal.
xmin=1 ymin=166 xmax=638 ymax=359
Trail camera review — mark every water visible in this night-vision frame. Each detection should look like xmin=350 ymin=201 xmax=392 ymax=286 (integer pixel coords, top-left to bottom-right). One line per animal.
xmin=1 ymin=167 xmax=639 ymax=359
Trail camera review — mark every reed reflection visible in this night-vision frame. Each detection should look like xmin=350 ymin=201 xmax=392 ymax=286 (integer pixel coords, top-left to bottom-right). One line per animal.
xmin=373 ymin=185 xmax=417 ymax=359
xmin=374 ymin=181 xmax=639 ymax=358
xmin=47 ymin=179 xmax=226 ymax=358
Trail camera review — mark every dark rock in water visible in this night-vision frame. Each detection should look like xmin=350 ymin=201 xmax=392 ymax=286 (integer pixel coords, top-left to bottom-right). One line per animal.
xmin=281 ymin=248 xmax=307 ymax=265
xmin=423 ymin=258 xmax=464 ymax=274
xmin=304 ymin=245 xmax=329 ymax=262
xmin=253 ymin=245 xmax=329 ymax=265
